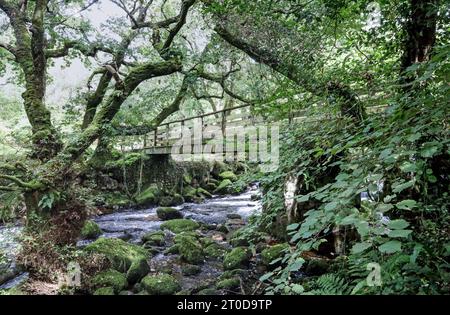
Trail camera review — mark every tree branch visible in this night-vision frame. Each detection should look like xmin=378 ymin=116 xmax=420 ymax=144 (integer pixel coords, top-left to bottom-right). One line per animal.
xmin=45 ymin=41 xmax=114 ymax=58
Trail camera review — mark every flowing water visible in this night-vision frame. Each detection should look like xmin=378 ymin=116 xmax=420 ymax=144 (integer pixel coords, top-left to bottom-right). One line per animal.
xmin=0 ymin=185 xmax=262 ymax=293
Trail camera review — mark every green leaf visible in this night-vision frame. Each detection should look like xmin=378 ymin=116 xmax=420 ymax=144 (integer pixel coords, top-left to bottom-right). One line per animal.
xmin=400 ymin=161 xmax=416 ymax=173
xmin=392 ymin=181 xmax=414 ymax=193
xmin=420 ymin=141 xmax=441 ymax=158
xmin=291 ymin=284 xmax=304 ymax=294
xmin=395 ymin=199 xmax=417 ymax=210
xmin=259 ymin=272 xmax=274 ymax=282
xmin=287 ymin=223 xmax=299 ymax=231
xmin=379 ymin=240 xmax=402 ymax=254
xmin=351 ymin=242 xmax=372 ymax=254
xmin=387 ymin=219 xmax=409 ymax=229
xmin=388 ymin=229 xmax=412 ymax=238
xmin=288 ymin=259 xmax=305 ymax=272
xmin=324 ymin=202 xmax=338 ymax=212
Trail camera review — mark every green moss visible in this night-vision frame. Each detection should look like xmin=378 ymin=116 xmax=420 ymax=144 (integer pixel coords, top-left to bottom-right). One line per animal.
xmin=219 ymin=269 xmax=247 ymax=280
xmin=197 ymin=288 xmax=219 ymax=295
xmin=196 ymin=187 xmax=212 ymax=198
xmin=160 ymin=219 xmax=199 ymax=234
xmin=182 ymin=185 xmax=198 ymax=202
xmin=142 ymin=231 xmax=165 ymax=246
xmin=223 ymin=247 xmax=252 ymax=270
xmin=136 ymin=184 xmax=161 ymax=206
xmin=214 ymin=179 xmax=233 ymax=194
xmin=219 ymin=171 xmax=238 ymax=182
xmin=141 ymin=274 xmax=181 ymax=295
xmin=159 ymin=194 xmax=185 ymax=207
xmin=92 ymin=269 xmax=127 ymax=293
xmin=176 ymin=234 xmax=205 ymax=264
xmin=204 ymin=243 xmax=227 ymax=259
xmin=165 ymin=244 xmax=180 ymax=255
xmin=84 ymin=238 xmax=149 ymax=273
xmin=216 ymin=277 xmax=240 ymax=290
xmin=156 ymin=207 xmax=183 ymax=221
xmin=93 ymin=287 xmax=115 ymax=295
xmin=80 ymin=220 xmax=102 ymax=239
xmin=127 ymin=259 xmax=150 ymax=284
xmin=261 ymin=243 xmax=290 ymax=266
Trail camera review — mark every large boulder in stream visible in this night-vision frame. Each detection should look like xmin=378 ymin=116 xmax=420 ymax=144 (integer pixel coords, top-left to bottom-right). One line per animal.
xmin=156 ymin=207 xmax=183 ymax=221
xmin=160 ymin=219 xmax=199 ymax=234
xmin=84 ymin=238 xmax=150 ymax=284
xmin=141 ymin=274 xmax=181 ymax=295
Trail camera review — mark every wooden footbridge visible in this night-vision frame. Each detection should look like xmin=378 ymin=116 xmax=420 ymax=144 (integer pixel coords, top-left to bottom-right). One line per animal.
xmin=119 ymin=103 xmax=387 ymax=157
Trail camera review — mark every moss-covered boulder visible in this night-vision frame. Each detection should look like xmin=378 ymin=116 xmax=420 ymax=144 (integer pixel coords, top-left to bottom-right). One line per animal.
xmin=223 ymin=247 xmax=252 ymax=271
xmin=176 ymin=234 xmax=205 ymax=264
xmin=135 ymin=184 xmax=161 ymax=206
xmin=216 ymin=277 xmax=240 ymax=290
xmin=92 ymin=269 xmax=127 ymax=293
xmin=80 ymin=220 xmax=102 ymax=239
xmin=261 ymin=243 xmax=290 ymax=266
xmin=182 ymin=185 xmax=198 ymax=202
xmin=141 ymin=274 xmax=181 ymax=295
xmin=84 ymin=238 xmax=149 ymax=273
xmin=219 ymin=171 xmax=238 ymax=182
xmin=159 ymin=194 xmax=185 ymax=207
xmin=156 ymin=207 xmax=183 ymax=221
xmin=160 ymin=219 xmax=199 ymax=234
xmin=181 ymin=264 xmax=202 ymax=276
xmin=204 ymin=243 xmax=227 ymax=259
xmin=142 ymin=231 xmax=165 ymax=246
xmin=196 ymin=187 xmax=212 ymax=198
xmin=127 ymin=259 xmax=150 ymax=284
xmin=214 ymin=179 xmax=233 ymax=194
xmin=212 ymin=161 xmax=229 ymax=178
xmin=93 ymin=287 xmax=115 ymax=295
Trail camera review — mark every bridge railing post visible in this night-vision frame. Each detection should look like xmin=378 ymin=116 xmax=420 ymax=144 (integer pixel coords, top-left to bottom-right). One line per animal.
xmin=153 ymin=127 xmax=157 ymax=147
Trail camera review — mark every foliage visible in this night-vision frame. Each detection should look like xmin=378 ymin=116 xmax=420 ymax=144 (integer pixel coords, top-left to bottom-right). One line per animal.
xmin=254 ymin=44 xmax=450 ymax=294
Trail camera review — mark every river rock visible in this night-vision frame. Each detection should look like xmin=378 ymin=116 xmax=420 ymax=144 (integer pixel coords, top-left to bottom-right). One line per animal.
xmin=176 ymin=234 xmax=205 ymax=264
xmin=140 ymin=274 xmax=181 ymax=295
xmin=261 ymin=243 xmax=290 ymax=267
xmin=219 ymin=171 xmax=238 ymax=182
xmin=159 ymin=194 xmax=184 ymax=207
xmin=142 ymin=231 xmax=165 ymax=246
xmin=84 ymin=238 xmax=149 ymax=274
xmin=93 ymin=286 xmax=115 ymax=295
xmin=92 ymin=269 xmax=128 ymax=293
xmin=223 ymin=247 xmax=252 ymax=270
xmin=156 ymin=207 xmax=183 ymax=221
